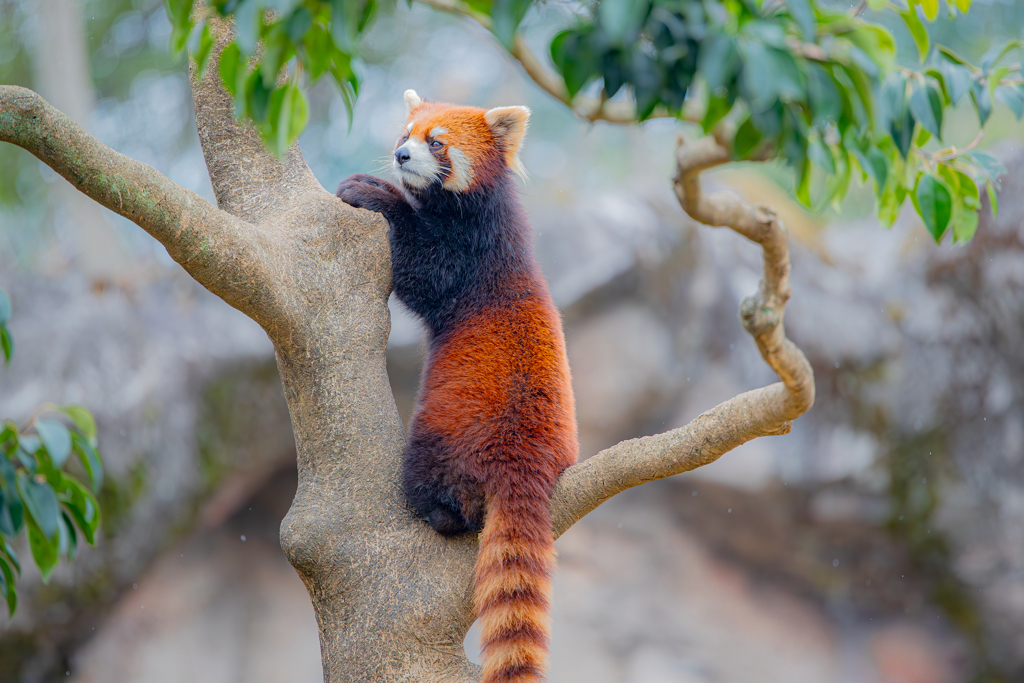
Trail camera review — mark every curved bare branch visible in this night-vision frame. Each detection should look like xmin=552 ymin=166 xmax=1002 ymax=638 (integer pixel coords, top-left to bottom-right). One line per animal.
xmin=551 ymin=134 xmax=815 ymax=536
xmin=0 ymin=85 xmax=288 ymax=334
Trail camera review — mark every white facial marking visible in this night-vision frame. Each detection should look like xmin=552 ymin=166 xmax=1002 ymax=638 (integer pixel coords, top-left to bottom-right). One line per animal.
xmin=406 ymin=122 xmax=414 ymax=132
xmin=429 ymin=126 xmax=449 ymax=137
xmin=393 ymin=136 xmax=440 ymax=189
xmin=443 ymin=147 xmax=473 ymax=193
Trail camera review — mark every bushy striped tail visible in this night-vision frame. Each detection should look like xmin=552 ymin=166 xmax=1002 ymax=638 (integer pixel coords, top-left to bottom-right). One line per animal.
xmin=474 ymin=491 xmax=556 ymax=683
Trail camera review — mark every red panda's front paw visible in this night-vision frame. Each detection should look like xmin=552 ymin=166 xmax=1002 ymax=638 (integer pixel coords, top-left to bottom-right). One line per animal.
xmin=336 ymin=174 xmax=403 ymax=214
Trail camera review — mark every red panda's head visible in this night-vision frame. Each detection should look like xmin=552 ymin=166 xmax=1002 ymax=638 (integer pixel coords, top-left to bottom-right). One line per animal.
xmin=392 ymin=89 xmax=530 ymax=193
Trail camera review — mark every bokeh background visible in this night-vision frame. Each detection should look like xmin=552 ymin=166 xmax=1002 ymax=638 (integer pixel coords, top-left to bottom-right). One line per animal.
xmin=2 ymin=0 xmax=1024 ymax=681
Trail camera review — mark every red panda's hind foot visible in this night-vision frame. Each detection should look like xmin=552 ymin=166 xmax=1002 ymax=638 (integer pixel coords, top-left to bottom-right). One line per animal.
xmin=403 ymin=478 xmax=483 ymax=536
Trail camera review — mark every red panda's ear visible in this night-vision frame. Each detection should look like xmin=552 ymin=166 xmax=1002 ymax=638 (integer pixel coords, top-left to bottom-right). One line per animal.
xmin=404 ymin=89 xmax=424 ymax=115
xmin=484 ymin=106 xmax=530 ymax=179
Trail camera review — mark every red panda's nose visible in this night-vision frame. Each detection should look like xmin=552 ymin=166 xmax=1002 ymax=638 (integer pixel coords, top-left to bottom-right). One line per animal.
xmin=395 ymin=148 xmax=411 ymax=165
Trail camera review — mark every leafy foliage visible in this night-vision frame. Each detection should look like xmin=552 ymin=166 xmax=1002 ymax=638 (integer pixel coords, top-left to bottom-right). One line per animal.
xmin=172 ymin=0 xmax=1016 ymax=243
xmin=0 ymin=288 xmax=104 ymax=618
xmin=166 ymin=0 xmax=397 ymax=156
xmin=541 ymin=0 xmax=1014 ymax=243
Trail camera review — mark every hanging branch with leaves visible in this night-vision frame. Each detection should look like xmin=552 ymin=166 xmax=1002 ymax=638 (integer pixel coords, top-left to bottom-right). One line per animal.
xmin=164 ymin=0 xmax=1018 ymax=244
xmin=0 ymin=289 xmax=104 ymax=618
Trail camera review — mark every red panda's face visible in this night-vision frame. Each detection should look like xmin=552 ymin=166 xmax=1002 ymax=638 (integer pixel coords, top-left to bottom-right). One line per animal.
xmin=392 ymin=90 xmax=530 ymax=193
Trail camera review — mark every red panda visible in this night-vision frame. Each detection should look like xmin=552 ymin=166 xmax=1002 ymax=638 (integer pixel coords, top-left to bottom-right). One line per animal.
xmin=337 ymin=90 xmax=578 ymax=683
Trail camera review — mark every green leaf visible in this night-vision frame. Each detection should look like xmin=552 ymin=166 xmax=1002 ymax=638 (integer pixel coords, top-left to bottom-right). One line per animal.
xmin=233 ymin=0 xmax=264 ymax=56
xmin=939 ymin=61 xmax=973 ymax=106
xmin=58 ymin=475 xmax=101 ymax=544
xmin=302 ymin=24 xmax=333 ymax=79
xmin=490 ymin=0 xmax=533 ymax=50
xmin=995 ymin=85 xmax=1024 ymax=120
xmin=900 ymin=8 xmax=929 ymax=62
xmin=909 ymin=81 xmax=943 ymax=140
xmin=919 ymin=0 xmax=939 ymax=21
xmin=219 ymin=42 xmax=244 ymax=99
xmin=1 ymin=539 xmax=20 ymax=576
xmin=795 ymin=157 xmax=812 ymax=208
xmin=286 ymin=6 xmax=313 ymax=42
xmin=35 ymin=419 xmax=71 ymax=469
xmin=827 ymin=144 xmax=853 ymax=209
xmin=890 ymin=106 xmax=915 ymax=160
xmin=193 ymin=22 xmax=215 ymax=81
xmin=598 ymin=0 xmax=648 ymax=45
xmin=971 ymin=81 xmax=993 ymax=126
xmin=0 ymin=554 xmax=15 ymax=616
xmin=0 ymin=487 xmax=14 ymax=536
xmin=955 ymin=170 xmax=981 ymax=209
xmin=57 ymin=406 xmax=97 ymax=443
xmin=937 ymin=46 xmax=972 ymax=66
xmin=702 ymin=94 xmax=733 ymax=133
xmin=0 ymin=423 xmax=13 ymax=449
xmin=59 ymin=510 xmax=77 ymax=561
xmin=18 ymin=473 xmax=59 ymax=539
xmin=0 ymin=325 xmax=11 ymax=365
xmin=953 ymin=0 xmax=970 ymax=11
xmin=877 ymin=183 xmax=907 ymax=228
xmin=916 ymin=174 xmax=953 ymax=241
xmin=846 ymin=26 xmax=894 ymax=72
xmin=808 ymin=137 xmax=836 ymax=175
xmin=27 ymin=520 xmax=58 ymax=583
xmin=733 ymin=117 xmax=762 ymax=159
xmin=698 ymin=34 xmax=738 ymax=92
xmin=785 ymin=0 xmax=815 ymax=42
xmin=0 ymin=289 xmax=9 ymax=325
xmin=807 ymin=64 xmax=841 ymax=126
xmin=986 ymin=179 xmax=999 ymax=218
xmin=550 ymin=30 xmax=597 ymax=98
xmin=969 ymin=150 xmax=1007 ymax=181
xmin=739 ymin=41 xmax=777 ymax=111
xmin=850 ymin=141 xmax=889 ymax=192
xmin=951 ymin=206 xmax=979 ymax=242
xmin=70 ymin=433 xmax=103 ymax=493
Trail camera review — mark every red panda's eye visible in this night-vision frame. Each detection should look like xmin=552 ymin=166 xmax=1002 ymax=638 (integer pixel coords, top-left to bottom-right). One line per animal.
xmin=430 ymin=140 xmax=443 ymax=149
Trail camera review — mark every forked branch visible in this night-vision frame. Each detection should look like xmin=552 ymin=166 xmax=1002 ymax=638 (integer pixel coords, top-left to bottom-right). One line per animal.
xmin=550 ymin=135 xmax=815 ymax=536
xmin=190 ymin=16 xmax=323 ymax=224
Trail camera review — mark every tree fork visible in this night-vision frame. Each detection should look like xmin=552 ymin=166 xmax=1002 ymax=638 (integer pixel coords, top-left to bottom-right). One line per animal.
xmin=0 ymin=15 xmax=815 ymax=681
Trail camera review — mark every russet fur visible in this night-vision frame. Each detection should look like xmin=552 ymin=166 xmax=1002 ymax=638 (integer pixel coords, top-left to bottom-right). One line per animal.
xmin=336 ymin=90 xmax=578 ymax=683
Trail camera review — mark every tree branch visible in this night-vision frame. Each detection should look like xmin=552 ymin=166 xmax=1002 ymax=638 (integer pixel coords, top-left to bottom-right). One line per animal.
xmin=0 ymin=85 xmax=289 ymax=334
xmin=191 ymin=16 xmax=323 ymax=224
xmin=551 ymin=135 xmax=815 ymax=536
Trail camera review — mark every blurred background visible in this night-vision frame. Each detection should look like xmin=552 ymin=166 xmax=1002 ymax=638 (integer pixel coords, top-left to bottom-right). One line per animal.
xmin=2 ymin=0 xmax=1024 ymax=681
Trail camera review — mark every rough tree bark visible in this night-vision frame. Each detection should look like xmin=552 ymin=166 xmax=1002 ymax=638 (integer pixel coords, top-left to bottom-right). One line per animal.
xmin=0 ymin=18 xmax=814 ymax=682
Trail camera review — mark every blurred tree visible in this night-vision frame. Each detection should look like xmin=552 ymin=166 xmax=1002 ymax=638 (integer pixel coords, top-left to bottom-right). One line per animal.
xmin=0 ymin=0 xmax=1019 ymax=680
xmin=27 ymin=0 xmax=133 ymax=277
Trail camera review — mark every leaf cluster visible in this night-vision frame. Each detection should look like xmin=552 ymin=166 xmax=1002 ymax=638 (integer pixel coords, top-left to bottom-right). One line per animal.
xmin=0 ymin=289 xmax=104 ymax=618
xmin=537 ymin=0 xmax=1016 ymax=243
xmin=166 ymin=0 xmax=397 ymax=156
